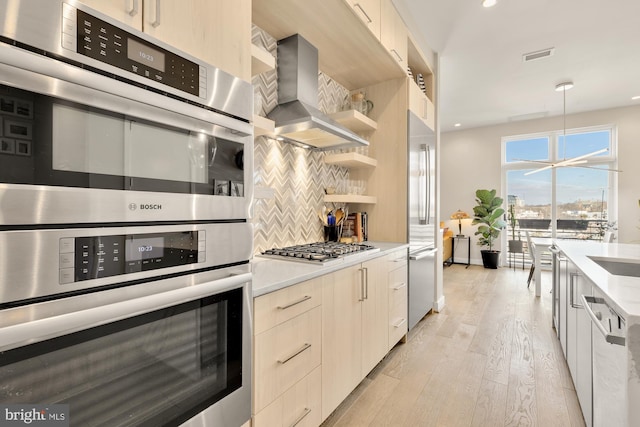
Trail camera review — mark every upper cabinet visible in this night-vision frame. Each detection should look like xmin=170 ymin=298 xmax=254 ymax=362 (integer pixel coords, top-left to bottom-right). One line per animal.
xmin=408 ymin=82 xmax=435 ymax=131
xmin=79 ymin=0 xmax=251 ymax=81
xmin=407 ymin=34 xmax=435 ymax=131
xmin=79 ymin=0 xmax=143 ymax=28
xmin=345 ymin=0 xmax=381 ymax=40
xmin=253 ymin=0 xmax=405 ymax=90
xmin=380 ymin=0 xmax=408 ymax=73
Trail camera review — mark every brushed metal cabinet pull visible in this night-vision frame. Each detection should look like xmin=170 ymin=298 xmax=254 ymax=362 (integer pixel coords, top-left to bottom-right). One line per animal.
xmin=393 ymin=282 xmax=407 ymax=291
xmin=289 ymin=407 xmax=312 ymax=427
xmin=128 ymin=0 xmax=139 ymax=16
xmin=364 ymin=267 xmax=369 ymax=300
xmin=277 ymin=295 xmax=311 ymax=310
xmin=569 ymin=272 xmax=583 ymax=308
xmin=391 ymin=48 xmax=403 ymax=62
xmin=277 ymin=343 xmax=311 ymax=364
xmin=359 ymin=268 xmax=365 ymax=302
xmin=393 ymin=318 xmax=407 ymax=328
xmin=353 ymin=3 xmax=372 ymax=23
xmin=151 ymin=0 xmax=161 ymax=27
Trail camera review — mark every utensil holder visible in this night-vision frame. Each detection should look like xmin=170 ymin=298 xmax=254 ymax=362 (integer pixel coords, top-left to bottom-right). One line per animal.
xmin=324 ymin=225 xmax=339 ymax=242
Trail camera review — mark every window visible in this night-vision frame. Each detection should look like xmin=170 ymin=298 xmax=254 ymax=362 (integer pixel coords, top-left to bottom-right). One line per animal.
xmin=502 ymin=126 xmax=617 ymax=246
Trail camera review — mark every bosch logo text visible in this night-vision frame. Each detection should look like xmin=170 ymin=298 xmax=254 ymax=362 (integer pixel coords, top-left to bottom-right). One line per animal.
xmin=128 ymin=203 xmax=162 ymax=211
xmin=140 ymin=204 xmax=162 ymax=210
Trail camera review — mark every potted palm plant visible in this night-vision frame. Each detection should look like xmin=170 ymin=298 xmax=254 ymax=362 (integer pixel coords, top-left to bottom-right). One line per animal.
xmin=472 ymin=189 xmax=507 ymax=269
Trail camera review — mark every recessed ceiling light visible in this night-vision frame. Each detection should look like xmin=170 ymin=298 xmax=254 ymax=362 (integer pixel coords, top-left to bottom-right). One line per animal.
xmin=632 ymin=95 xmax=640 ymax=100
xmin=555 ymin=82 xmax=574 ymax=92
xmin=454 ymin=123 xmax=462 ymax=127
xmin=482 ymin=0 xmax=497 ymax=7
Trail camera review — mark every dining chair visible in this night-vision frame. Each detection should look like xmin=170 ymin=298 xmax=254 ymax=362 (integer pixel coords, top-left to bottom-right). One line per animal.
xmin=525 ymin=231 xmax=536 ymax=288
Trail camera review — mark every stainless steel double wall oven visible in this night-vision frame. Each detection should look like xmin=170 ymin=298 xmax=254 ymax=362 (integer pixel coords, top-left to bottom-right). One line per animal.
xmin=0 ymin=1 xmax=253 ymax=426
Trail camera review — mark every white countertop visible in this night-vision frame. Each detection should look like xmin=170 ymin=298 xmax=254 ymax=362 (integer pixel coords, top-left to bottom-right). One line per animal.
xmin=251 ymin=242 xmax=409 ymax=297
xmin=555 ymin=240 xmax=640 ymax=319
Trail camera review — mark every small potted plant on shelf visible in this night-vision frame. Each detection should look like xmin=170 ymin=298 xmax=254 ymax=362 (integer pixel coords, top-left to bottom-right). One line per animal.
xmin=472 ymin=189 xmax=507 ymax=269
xmin=508 ymin=203 xmax=524 ymax=253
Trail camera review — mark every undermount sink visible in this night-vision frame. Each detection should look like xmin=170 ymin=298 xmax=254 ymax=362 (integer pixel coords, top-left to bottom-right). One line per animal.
xmin=588 ymin=256 xmax=640 ymax=278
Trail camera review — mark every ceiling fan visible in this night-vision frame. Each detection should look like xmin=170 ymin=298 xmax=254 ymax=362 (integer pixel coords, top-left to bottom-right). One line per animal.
xmin=521 ymin=82 xmax=622 ymax=176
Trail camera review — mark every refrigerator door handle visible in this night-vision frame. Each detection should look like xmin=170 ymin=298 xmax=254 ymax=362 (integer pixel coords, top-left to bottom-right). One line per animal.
xmin=419 ymin=144 xmax=429 ymax=225
xmin=409 ymin=247 xmax=438 ymax=260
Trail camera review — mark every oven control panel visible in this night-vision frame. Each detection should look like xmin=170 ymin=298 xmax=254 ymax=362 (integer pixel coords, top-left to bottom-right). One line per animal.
xmin=58 ymin=231 xmax=205 ymax=284
xmin=61 ymin=3 xmax=206 ymax=98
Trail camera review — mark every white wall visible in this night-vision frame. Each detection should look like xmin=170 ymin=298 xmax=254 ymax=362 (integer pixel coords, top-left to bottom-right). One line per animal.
xmin=441 ymin=104 xmax=640 ymax=265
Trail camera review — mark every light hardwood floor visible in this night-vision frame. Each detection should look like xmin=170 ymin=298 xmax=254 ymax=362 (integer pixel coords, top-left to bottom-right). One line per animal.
xmin=321 ymin=265 xmax=585 ymax=427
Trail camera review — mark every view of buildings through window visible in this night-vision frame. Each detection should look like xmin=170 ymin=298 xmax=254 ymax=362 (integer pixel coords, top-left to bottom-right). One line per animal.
xmin=503 ymin=127 xmax=616 ymax=245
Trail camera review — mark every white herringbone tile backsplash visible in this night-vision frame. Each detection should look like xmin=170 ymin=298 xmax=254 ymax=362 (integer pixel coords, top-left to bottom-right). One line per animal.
xmin=251 ymin=25 xmax=352 ymax=254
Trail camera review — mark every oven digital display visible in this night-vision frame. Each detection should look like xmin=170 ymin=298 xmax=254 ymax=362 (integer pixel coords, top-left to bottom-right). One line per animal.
xmin=73 ymin=231 xmax=199 ymax=282
xmin=127 ymin=39 xmax=165 ymax=72
xmin=126 ymin=236 xmax=165 ymax=261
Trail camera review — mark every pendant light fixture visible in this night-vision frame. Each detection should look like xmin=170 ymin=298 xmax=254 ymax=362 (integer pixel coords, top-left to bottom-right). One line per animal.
xmin=524 ymin=81 xmax=619 ymax=176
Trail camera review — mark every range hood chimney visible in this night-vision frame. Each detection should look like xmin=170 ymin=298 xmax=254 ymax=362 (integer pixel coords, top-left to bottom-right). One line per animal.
xmin=266 ymin=34 xmax=369 ymax=150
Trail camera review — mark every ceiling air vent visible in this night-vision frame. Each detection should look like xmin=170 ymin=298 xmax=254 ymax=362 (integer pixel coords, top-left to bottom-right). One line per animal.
xmin=522 ymin=48 xmax=555 ymax=62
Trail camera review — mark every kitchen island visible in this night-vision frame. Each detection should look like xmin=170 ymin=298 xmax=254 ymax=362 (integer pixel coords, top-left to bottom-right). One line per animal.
xmin=556 ymin=240 xmax=640 ymax=317
xmin=554 ymin=240 xmax=640 ymax=427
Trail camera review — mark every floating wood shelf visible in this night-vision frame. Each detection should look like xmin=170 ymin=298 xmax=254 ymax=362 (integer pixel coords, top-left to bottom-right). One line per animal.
xmin=253 ymin=115 xmax=275 ymax=137
xmin=324 ymin=194 xmax=377 ymax=204
xmin=251 ymin=44 xmax=275 ymax=76
xmin=324 ymin=152 xmax=377 ymax=168
xmin=327 ymin=110 xmax=378 ymax=133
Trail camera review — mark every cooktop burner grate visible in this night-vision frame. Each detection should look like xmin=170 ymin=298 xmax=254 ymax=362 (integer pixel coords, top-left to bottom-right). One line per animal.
xmin=260 ymin=242 xmax=379 ymax=265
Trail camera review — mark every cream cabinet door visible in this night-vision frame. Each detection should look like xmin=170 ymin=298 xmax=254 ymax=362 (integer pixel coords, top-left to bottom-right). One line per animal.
xmin=254 ymin=276 xmax=322 ymax=335
xmin=142 ymin=0 xmax=251 ymax=81
xmin=408 ymin=81 xmax=435 ymax=131
xmin=361 ymin=257 xmax=389 ymax=376
xmin=380 ymin=0 xmax=407 ymax=72
xmin=345 ymin=0 xmax=381 ymax=40
xmin=253 ymin=366 xmax=322 ymax=427
xmin=254 ymin=306 xmax=322 ymax=413
xmin=321 ymin=266 xmax=363 ymax=419
xmin=79 ymin=0 xmax=143 ymax=29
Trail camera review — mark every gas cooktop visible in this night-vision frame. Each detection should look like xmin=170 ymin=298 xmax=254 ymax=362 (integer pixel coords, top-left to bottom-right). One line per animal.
xmin=259 ymin=242 xmax=379 ymax=265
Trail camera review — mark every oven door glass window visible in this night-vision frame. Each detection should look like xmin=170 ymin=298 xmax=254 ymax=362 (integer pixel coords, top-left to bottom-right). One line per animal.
xmin=0 ymin=288 xmax=243 ymax=427
xmin=0 ymin=84 xmax=244 ymax=195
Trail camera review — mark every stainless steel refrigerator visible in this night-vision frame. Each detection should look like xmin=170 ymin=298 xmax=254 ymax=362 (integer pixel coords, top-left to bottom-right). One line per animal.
xmin=408 ymin=111 xmax=437 ymax=330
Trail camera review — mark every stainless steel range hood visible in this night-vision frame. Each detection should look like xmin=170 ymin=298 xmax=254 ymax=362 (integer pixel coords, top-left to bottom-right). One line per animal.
xmin=266 ymin=34 xmax=369 ymax=150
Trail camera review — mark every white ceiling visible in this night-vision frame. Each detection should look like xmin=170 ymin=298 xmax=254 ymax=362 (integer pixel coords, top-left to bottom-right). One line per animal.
xmin=395 ymin=0 xmax=640 ymax=133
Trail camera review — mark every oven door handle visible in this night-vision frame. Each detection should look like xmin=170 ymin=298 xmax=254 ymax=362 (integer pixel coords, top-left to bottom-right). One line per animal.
xmin=0 ymin=272 xmax=251 ymax=352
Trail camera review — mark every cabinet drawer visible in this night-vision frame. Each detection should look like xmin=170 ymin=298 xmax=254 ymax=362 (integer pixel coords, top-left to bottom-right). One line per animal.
xmin=386 ymin=249 xmax=408 ymax=270
xmin=254 ymin=277 xmax=322 ymax=334
xmin=388 ymin=266 xmax=408 ymax=311
xmin=253 ymin=365 xmax=321 ymax=427
xmin=254 ymin=306 xmax=321 ymax=412
xmin=388 ymin=266 xmax=408 ymax=349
